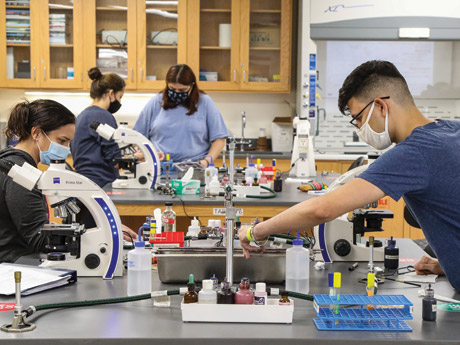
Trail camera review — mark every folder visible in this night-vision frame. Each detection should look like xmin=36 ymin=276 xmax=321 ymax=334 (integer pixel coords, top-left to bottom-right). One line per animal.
xmin=0 ymin=263 xmax=77 ymax=296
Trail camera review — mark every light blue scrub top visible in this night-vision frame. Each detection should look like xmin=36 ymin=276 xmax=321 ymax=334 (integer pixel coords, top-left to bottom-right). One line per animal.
xmin=134 ymin=93 xmax=229 ymax=162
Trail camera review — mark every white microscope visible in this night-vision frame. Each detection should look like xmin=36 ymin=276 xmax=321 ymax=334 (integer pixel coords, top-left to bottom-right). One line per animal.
xmin=0 ymin=159 xmax=123 ymax=279
xmin=313 ymin=164 xmax=393 ymax=263
xmin=287 ymin=116 xmax=316 ymax=183
xmin=90 ymin=121 xmax=161 ymax=189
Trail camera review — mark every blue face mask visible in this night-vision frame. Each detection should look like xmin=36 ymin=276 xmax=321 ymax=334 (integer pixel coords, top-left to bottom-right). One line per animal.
xmin=36 ymin=132 xmax=70 ymax=165
xmin=167 ymin=89 xmax=189 ymax=105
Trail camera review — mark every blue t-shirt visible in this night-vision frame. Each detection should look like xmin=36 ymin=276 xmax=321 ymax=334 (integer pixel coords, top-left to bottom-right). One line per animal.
xmin=71 ymin=106 xmax=121 ymax=188
xmin=133 ymin=93 xmax=229 ymax=162
xmin=359 ymin=120 xmax=460 ymax=290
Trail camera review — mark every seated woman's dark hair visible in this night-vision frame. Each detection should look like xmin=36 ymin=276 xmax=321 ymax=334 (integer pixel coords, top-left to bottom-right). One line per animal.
xmin=88 ymin=67 xmax=126 ymax=100
xmin=5 ymin=99 xmax=76 ymax=141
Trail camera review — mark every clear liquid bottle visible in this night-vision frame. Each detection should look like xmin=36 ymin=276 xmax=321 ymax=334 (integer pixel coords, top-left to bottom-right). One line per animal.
xmin=161 ymin=202 xmax=176 ymax=232
xmin=254 ymin=282 xmax=267 ymax=305
xmin=285 ymin=231 xmax=309 ymax=294
xmin=204 ymin=155 xmax=218 ymax=190
xmin=127 ymin=237 xmax=152 ymax=296
xmin=198 ymin=279 xmax=217 ymax=304
xmin=235 ymin=277 xmax=254 ymax=304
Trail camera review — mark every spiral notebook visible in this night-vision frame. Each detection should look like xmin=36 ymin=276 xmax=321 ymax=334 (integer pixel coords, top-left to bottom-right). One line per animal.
xmin=0 ymin=263 xmax=77 ymax=296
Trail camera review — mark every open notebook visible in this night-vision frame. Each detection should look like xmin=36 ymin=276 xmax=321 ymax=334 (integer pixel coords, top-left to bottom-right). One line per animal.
xmin=0 ymin=263 xmax=77 ymax=296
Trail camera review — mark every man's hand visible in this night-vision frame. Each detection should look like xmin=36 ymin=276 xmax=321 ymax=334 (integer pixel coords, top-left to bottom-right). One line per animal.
xmin=238 ymin=225 xmax=264 ymax=259
xmin=122 ymin=224 xmax=138 ymax=242
xmin=414 ymin=255 xmax=445 ymax=276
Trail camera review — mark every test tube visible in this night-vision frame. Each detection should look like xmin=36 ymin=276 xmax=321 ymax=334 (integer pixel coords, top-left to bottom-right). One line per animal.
xmin=367 ymin=273 xmax=375 ymax=310
xmin=334 ymin=272 xmax=341 ymax=324
xmin=368 ymin=236 xmax=374 ymax=273
xmin=328 ymin=273 xmax=335 ymax=312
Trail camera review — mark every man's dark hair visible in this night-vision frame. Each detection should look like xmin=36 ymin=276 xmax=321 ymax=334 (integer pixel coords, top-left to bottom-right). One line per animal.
xmin=338 ymin=60 xmax=415 ymax=115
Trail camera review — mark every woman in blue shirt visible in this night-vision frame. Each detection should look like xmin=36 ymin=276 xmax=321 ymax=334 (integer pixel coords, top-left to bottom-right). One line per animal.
xmin=134 ymin=64 xmax=229 ymax=168
xmin=71 ymin=67 xmax=125 ymax=188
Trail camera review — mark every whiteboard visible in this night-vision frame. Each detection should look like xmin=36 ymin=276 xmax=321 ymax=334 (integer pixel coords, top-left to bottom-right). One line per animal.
xmin=324 ymin=41 xmax=434 ymax=98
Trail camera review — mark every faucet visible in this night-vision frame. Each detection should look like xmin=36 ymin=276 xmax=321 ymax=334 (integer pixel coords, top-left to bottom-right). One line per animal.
xmin=237 ymin=111 xmax=251 ymax=152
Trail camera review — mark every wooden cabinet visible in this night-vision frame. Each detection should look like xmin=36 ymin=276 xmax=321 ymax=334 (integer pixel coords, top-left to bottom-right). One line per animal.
xmin=2 ymin=0 xmax=292 ymax=92
xmin=135 ymin=0 xmax=187 ymax=90
xmin=187 ymin=0 xmax=292 ymax=92
xmin=0 ymin=0 xmax=83 ymax=88
xmin=82 ymin=0 xmax=138 ymax=90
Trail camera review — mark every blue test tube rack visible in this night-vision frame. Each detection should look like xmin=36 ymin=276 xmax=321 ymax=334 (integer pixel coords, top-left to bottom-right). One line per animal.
xmin=313 ymin=294 xmax=413 ymax=332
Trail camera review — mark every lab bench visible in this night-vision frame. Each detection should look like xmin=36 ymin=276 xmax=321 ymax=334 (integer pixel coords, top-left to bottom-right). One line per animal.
xmin=1 ymin=239 xmax=459 ymax=344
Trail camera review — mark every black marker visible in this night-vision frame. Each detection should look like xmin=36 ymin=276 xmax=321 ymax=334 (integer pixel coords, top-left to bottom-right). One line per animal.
xmin=348 ymin=262 xmax=359 ymax=271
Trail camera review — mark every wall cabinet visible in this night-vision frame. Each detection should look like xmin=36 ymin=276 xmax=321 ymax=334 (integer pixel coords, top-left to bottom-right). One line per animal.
xmin=187 ymin=0 xmax=292 ymax=92
xmin=0 ymin=0 xmax=83 ymax=88
xmin=1 ymin=0 xmax=292 ymax=92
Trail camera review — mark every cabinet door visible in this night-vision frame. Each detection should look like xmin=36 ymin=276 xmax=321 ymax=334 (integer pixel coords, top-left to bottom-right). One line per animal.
xmin=136 ymin=0 xmax=186 ymax=90
xmin=38 ymin=0 xmax=83 ymax=88
xmin=0 ymin=0 xmax=40 ymax=88
xmin=240 ymin=0 xmax=291 ymax=92
xmin=83 ymin=0 xmax=137 ymax=90
xmin=188 ymin=0 xmax=241 ymax=91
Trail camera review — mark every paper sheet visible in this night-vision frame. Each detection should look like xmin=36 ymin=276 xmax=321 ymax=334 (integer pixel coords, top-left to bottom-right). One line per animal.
xmin=403 ymin=271 xmax=438 ymax=284
xmin=0 ymin=264 xmax=71 ymax=295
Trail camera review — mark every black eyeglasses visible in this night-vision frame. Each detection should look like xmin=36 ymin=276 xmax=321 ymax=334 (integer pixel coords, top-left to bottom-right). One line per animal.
xmin=345 ymin=96 xmax=390 ymax=128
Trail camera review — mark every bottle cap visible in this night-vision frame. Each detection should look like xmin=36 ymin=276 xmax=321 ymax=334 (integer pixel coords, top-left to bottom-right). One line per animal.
xmin=202 ymin=279 xmax=213 ymax=290
xmin=292 ymin=230 xmax=303 ymax=246
xmin=280 ymin=290 xmax=288 ymax=297
xmin=333 ymin=272 xmax=341 ymax=288
xmin=367 ymin=273 xmax=375 ymax=288
xmin=387 ymin=236 xmax=396 ymax=248
xmin=165 ymin=202 xmax=173 ymax=207
xmin=191 ymin=217 xmax=199 ymax=227
xmin=328 ymin=273 xmax=334 ymax=288
xmin=255 ymin=282 xmax=266 ymax=292
xmin=206 ymin=155 xmax=214 ymax=167
xmin=189 ymin=273 xmax=194 ymax=284
xmin=135 ymin=227 xmax=145 ymax=247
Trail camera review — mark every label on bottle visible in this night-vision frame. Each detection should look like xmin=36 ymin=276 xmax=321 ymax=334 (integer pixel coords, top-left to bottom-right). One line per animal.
xmin=162 ymin=217 xmax=175 ymax=224
xmin=254 ymin=295 xmax=266 ymax=305
xmin=385 ymin=255 xmax=399 ymax=260
xmin=432 ymin=304 xmax=437 ymax=312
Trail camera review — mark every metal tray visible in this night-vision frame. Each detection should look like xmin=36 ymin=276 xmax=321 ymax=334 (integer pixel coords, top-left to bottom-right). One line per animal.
xmin=156 ymin=247 xmax=286 ymax=284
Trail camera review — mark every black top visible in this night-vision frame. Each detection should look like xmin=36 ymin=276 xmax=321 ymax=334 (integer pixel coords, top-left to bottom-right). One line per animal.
xmin=0 ymin=147 xmax=48 ymax=263
xmin=71 ymin=105 xmax=121 ymax=188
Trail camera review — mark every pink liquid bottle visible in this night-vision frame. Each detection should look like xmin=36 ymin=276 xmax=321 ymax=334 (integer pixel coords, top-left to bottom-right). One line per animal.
xmin=235 ymin=277 xmax=254 ymax=304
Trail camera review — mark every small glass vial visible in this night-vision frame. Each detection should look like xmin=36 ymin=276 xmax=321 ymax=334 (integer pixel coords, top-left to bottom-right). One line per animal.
xmin=279 ymin=291 xmax=291 ymax=306
xmin=161 ymin=202 xmax=176 ymax=232
xmin=217 ymin=279 xmax=235 ymax=304
xmin=422 ymin=284 xmax=437 ymax=321
xmin=198 ymin=279 xmax=217 ymax=304
xmin=274 ymin=171 xmax=282 ymax=192
xmin=254 ymin=282 xmax=267 ymax=305
xmin=235 ymin=277 xmax=254 ymax=304
xmin=184 ymin=274 xmax=198 ymax=304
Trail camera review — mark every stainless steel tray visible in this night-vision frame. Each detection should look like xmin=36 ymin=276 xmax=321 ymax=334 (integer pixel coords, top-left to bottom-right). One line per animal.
xmin=156 ymin=247 xmax=286 ymax=284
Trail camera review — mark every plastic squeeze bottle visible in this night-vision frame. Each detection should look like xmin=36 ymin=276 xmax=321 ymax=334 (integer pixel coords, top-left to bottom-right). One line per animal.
xmin=285 ymin=230 xmax=310 ymax=294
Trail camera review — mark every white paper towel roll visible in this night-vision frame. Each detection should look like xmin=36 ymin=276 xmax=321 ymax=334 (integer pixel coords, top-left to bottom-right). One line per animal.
xmin=219 ymin=24 xmax=231 ymax=47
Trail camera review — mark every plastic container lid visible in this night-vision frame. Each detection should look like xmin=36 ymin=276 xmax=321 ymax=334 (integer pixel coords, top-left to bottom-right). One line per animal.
xmin=165 ymin=202 xmax=173 ymax=206
xmin=328 ymin=273 xmax=334 ymax=288
xmin=255 ymin=282 xmax=266 ymax=292
xmin=387 ymin=236 xmax=397 ymax=248
xmin=292 ymin=230 xmax=303 ymax=246
xmin=134 ymin=240 xmax=145 ymax=248
xmin=206 ymin=155 xmax=214 ymax=167
xmin=202 ymin=279 xmax=213 ymax=290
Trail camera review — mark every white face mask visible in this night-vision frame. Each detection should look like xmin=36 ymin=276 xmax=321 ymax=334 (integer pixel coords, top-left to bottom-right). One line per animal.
xmin=356 ymin=102 xmax=392 ymax=150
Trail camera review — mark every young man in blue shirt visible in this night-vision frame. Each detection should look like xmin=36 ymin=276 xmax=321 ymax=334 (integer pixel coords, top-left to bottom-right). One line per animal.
xmin=239 ymin=60 xmax=460 ymax=290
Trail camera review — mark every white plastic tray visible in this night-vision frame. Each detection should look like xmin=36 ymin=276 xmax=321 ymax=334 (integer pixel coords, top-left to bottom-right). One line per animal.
xmin=181 ymin=299 xmax=294 ymax=323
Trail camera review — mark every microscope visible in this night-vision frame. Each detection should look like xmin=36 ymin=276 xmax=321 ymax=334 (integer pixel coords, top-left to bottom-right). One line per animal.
xmin=287 ymin=116 xmax=316 ymax=183
xmin=0 ymin=159 xmax=123 ymax=279
xmin=312 ymin=164 xmax=393 ymax=263
xmin=90 ymin=121 xmax=161 ymax=189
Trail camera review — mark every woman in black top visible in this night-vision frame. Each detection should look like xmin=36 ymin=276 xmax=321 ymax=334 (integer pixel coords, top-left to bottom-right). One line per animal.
xmin=0 ymin=99 xmax=76 ymax=263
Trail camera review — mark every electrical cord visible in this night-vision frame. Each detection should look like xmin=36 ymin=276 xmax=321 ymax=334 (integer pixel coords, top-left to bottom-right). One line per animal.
xmin=122 ymin=230 xmax=135 ymax=245
xmin=150 ymin=27 xmax=177 ymax=45
xmin=245 ymin=185 xmax=277 ymax=199
xmin=172 ymin=194 xmax=203 ymax=227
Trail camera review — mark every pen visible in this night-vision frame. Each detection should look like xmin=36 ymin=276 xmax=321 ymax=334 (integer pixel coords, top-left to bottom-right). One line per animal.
xmin=383 ymin=277 xmax=421 ymax=287
xmin=348 ymin=262 xmax=359 ymax=271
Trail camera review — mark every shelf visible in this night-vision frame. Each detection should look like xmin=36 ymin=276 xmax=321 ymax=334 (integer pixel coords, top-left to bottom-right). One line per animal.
xmin=96 ymin=7 xmax=127 ymax=12
xmin=147 ymin=7 xmax=177 ymax=12
xmin=6 ymin=42 xmax=30 ymax=47
xmin=200 ymin=9 xmax=231 ymax=13
xmin=50 ymin=44 xmax=73 ymax=48
xmin=200 ymin=46 xmax=231 ymax=50
xmin=49 ymin=5 xmax=73 ymax=11
xmin=5 ymin=5 xmax=30 ymax=9
xmin=146 ymin=45 xmax=177 ymax=49
xmin=96 ymin=44 xmax=128 ymax=48
xmin=249 ymin=46 xmax=281 ymax=51
xmin=250 ymin=10 xmax=281 ymax=14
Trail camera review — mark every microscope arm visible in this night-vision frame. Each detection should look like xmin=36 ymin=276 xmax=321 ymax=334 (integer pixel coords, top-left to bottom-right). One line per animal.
xmin=327 ymin=164 xmax=369 ymax=193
